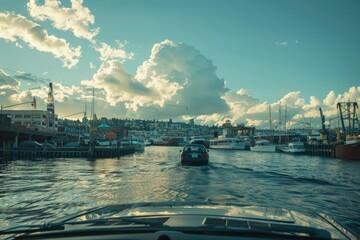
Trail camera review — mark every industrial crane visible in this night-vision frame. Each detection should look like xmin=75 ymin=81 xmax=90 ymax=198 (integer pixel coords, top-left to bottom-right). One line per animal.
xmin=319 ymin=107 xmax=330 ymax=143
xmin=337 ymin=102 xmax=360 ymax=141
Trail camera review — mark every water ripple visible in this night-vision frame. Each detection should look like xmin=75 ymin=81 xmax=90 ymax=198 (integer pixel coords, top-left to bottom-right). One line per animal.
xmin=1 ymin=146 xmax=360 ymax=236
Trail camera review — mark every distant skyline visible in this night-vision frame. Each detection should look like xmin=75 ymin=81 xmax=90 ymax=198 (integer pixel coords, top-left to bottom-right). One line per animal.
xmin=0 ymin=0 xmax=359 ymax=129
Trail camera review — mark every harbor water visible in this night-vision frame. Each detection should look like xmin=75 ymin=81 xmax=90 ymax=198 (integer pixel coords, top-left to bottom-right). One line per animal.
xmin=1 ymin=146 xmax=360 ymax=235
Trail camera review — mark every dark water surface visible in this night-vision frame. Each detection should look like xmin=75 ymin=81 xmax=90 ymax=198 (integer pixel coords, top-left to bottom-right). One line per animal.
xmin=1 ymin=146 xmax=360 ymax=234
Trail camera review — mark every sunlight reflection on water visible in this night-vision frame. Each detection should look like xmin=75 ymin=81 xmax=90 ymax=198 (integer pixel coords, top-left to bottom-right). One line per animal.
xmin=1 ymin=146 xmax=360 ymax=234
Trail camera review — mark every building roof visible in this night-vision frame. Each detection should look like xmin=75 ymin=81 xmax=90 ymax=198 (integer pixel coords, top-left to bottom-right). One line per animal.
xmin=98 ymin=123 xmax=110 ymax=128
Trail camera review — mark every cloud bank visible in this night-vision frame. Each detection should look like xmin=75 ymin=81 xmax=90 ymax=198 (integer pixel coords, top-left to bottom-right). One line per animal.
xmin=1 ymin=66 xmax=360 ymax=130
xmin=81 ymin=40 xmax=230 ymax=118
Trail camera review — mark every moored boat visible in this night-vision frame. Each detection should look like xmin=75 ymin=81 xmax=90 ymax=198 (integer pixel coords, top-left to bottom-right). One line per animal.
xmin=120 ymin=138 xmax=145 ymax=151
xmin=250 ymin=139 xmax=276 ymax=152
xmin=281 ymin=139 xmax=306 ymax=155
xmin=210 ymin=136 xmax=248 ymax=150
xmin=335 ymin=137 xmax=360 ymax=160
xmin=131 ymin=139 xmax=145 ymax=151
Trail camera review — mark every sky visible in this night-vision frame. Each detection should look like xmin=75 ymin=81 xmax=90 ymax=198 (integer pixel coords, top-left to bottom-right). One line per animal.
xmin=0 ymin=0 xmax=359 ymax=130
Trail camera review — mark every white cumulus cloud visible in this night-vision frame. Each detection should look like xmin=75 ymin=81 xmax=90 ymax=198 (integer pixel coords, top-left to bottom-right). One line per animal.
xmin=82 ymin=40 xmax=229 ymax=118
xmin=0 ymin=12 xmax=81 ymax=68
xmin=94 ymin=41 xmax=134 ymax=62
xmin=81 ymin=60 xmax=161 ymax=109
xmin=135 ymin=40 xmax=230 ymax=117
xmin=27 ymin=0 xmax=99 ymax=41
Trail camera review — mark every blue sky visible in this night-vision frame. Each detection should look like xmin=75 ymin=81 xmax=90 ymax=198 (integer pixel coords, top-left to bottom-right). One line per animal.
xmin=0 ymin=0 xmax=359 ymax=129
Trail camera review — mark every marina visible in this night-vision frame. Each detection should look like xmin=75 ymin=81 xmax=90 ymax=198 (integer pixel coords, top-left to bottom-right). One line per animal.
xmin=0 ymin=121 xmax=358 ymax=161
xmin=0 ymin=1 xmax=359 ymax=238
xmin=1 ymin=84 xmax=358 ymax=161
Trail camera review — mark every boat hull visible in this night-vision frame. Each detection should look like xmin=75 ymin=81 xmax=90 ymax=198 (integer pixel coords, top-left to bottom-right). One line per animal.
xmin=280 ymin=141 xmax=305 ymax=155
xmin=281 ymin=148 xmax=305 ymax=155
xmin=210 ymin=143 xmax=246 ymax=150
xmin=210 ymin=138 xmax=248 ymax=150
xmin=250 ymin=145 xmax=276 ymax=152
xmin=335 ymin=142 xmax=360 ymax=160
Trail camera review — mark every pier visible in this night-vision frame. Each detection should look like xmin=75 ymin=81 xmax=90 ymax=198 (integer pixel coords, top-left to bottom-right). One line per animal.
xmin=305 ymin=143 xmax=336 ymax=158
xmin=0 ymin=124 xmax=136 ymax=160
xmin=1 ymin=146 xmax=135 ymax=160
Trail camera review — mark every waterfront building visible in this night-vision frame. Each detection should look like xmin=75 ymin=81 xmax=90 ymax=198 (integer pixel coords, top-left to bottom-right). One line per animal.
xmin=1 ymin=109 xmax=58 ymax=132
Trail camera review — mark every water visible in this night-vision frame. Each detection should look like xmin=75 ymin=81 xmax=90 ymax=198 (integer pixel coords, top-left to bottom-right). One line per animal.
xmin=1 ymin=146 xmax=360 ymax=235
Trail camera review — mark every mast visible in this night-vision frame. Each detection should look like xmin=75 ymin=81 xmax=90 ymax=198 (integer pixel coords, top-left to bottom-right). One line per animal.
xmin=284 ymin=104 xmax=288 ymax=142
xmin=278 ymin=104 xmax=282 ymax=143
xmin=269 ymin=104 xmax=273 ymax=142
xmin=89 ymin=88 xmax=95 ymax=159
xmin=83 ymin=97 xmax=88 ymax=135
xmin=46 ymin=82 xmax=55 ymax=130
xmin=269 ymin=104 xmax=272 ymax=130
xmin=47 ymin=83 xmax=55 ymax=115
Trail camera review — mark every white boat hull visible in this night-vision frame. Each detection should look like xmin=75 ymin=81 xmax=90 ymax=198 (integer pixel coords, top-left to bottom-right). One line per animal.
xmin=132 ymin=141 xmax=145 ymax=151
xmin=210 ymin=142 xmax=246 ymax=150
xmin=281 ymin=148 xmax=305 ymax=154
xmin=250 ymin=145 xmax=276 ymax=152
xmin=210 ymin=138 xmax=248 ymax=150
xmin=281 ymin=142 xmax=305 ymax=154
xmin=281 ymin=148 xmax=305 ymax=155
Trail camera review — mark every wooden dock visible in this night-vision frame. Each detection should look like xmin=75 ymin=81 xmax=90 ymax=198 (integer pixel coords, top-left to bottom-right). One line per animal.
xmin=1 ymin=146 xmax=135 ymax=160
xmin=305 ymin=143 xmax=336 ymax=158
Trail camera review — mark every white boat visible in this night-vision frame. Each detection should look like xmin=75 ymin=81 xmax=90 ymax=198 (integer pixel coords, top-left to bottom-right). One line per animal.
xmin=120 ymin=138 xmax=145 ymax=151
xmin=131 ymin=139 xmax=145 ymax=151
xmin=120 ymin=138 xmax=131 ymax=147
xmin=210 ymin=136 xmax=248 ymax=150
xmin=281 ymin=139 xmax=305 ymax=154
xmin=144 ymin=139 xmax=152 ymax=146
xmin=250 ymin=139 xmax=276 ymax=152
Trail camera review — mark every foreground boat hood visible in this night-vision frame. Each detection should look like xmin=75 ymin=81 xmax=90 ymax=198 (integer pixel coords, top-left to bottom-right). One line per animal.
xmin=96 ymin=205 xmax=295 ymax=222
xmin=1 ymin=201 xmax=357 ymax=240
xmin=60 ymin=201 xmax=356 ymax=239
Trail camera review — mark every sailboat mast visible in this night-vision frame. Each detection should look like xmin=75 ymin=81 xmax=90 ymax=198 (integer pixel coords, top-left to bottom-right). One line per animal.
xmin=284 ymin=104 xmax=288 ymax=142
xmin=269 ymin=105 xmax=272 ymax=130
xmin=279 ymin=104 xmax=282 ymax=143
